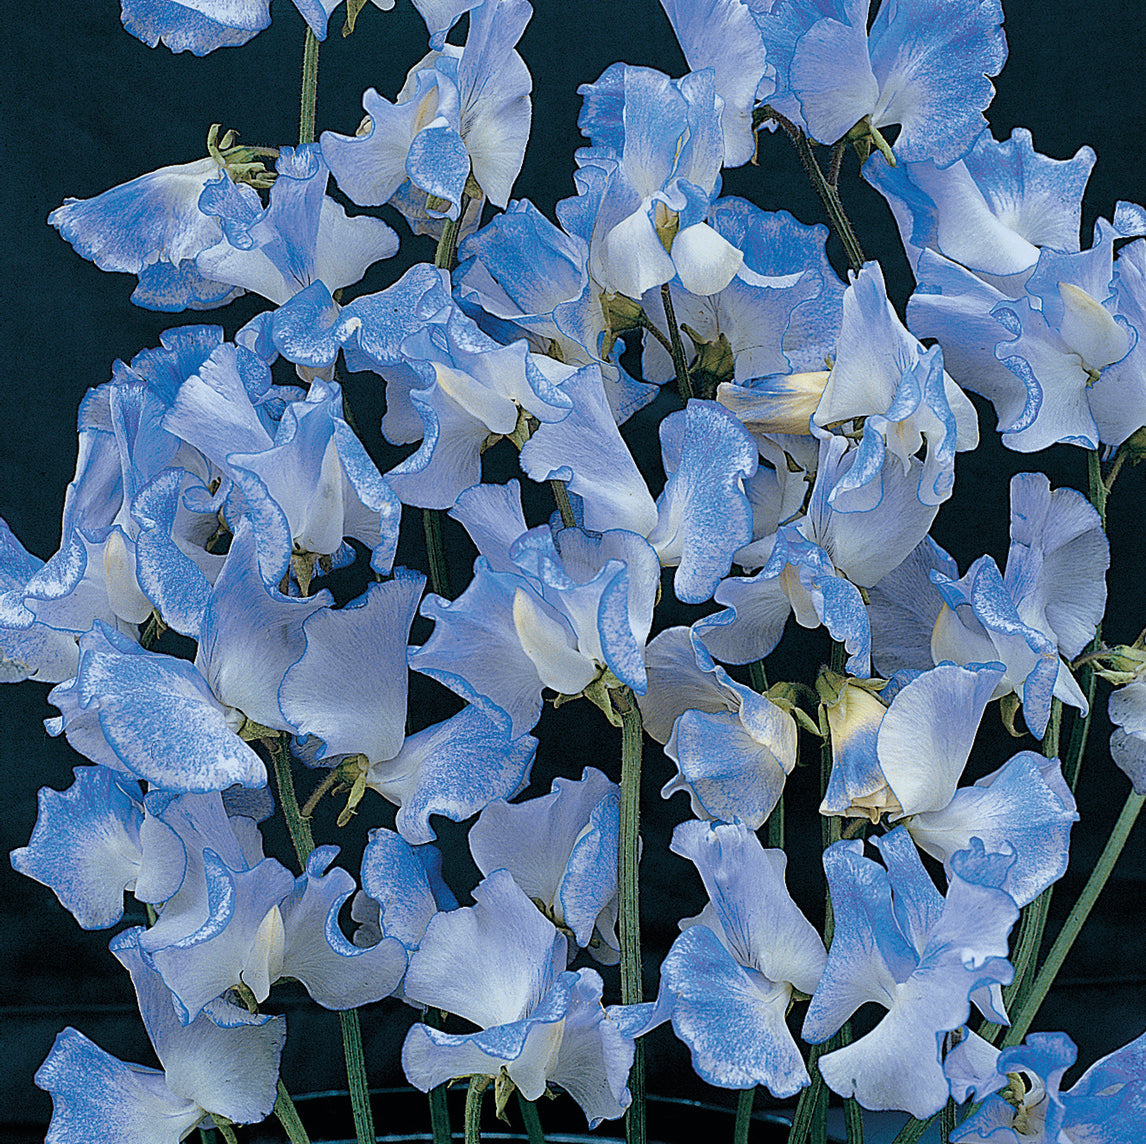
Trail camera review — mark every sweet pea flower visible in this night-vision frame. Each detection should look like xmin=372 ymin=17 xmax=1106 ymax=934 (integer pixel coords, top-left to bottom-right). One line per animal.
xmin=751 ymin=0 xmax=1007 ymax=167
xmin=321 ymin=0 xmax=532 ymax=229
xmin=468 ymin=768 xmax=621 ymax=962
xmin=804 ymin=829 xmax=1018 ymax=1117
xmin=950 ymin=1029 xmax=1146 ymax=1144
xmin=36 ymin=928 xmax=284 ymax=1143
xmin=566 ymin=63 xmax=741 ymax=301
xmin=401 ymin=869 xmax=638 ymax=1127
xmin=637 ymin=626 xmax=797 ymax=828
xmin=655 ymin=821 xmax=826 ymax=1095
xmin=409 ymin=480 xmax=659 ymax=737
xmin=119 ymin=0 xmax=365 ymax=54
xmin=865 ymin=128 xmax=1096 ymax=292
xmin=279 ymin=572 xmax=538 ymax=843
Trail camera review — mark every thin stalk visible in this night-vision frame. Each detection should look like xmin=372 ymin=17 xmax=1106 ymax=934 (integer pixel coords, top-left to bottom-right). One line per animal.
xmin=465 ymin=1075 xmax=491 ymax=1144
xmin=434 ymin=193 xmax=471 ymax=273
xmin=299 ymin=27 xmax=319 ymax=146
xmin=268 ymin=736 xmax=375 ymax=1144
xmin=430 ymin=1084 xmax=451 ymax=1144
xmin=211 ymin=1118 xmax=239 ymax=1144
xmin=269 ymin=735 xmax=315 ymax=869
xmin=660 ymin=283 xmax=694 ymax=401
xmin=767 ymin=793 xmax=786 ymax=851
xmin=340 ymin=1009 xmax=377 ymax=1144
xmin=300 ymin=767 xmax=342 ymax=818
xmin=768 ymin=110 xmax=865 ymax=273
xmin=1088 ymin=448 xmax=1108 ymax=529
xmin=1004 ymin=790 xmax=1145 ymax=1047
xmin=550 ymin=479 xmax=577 ymax=529
xmin=275 ymin=1079 xmax=313 ymax=1144
xmin=786 ymin=1040 xmax=830 ymax=1144
xmin=426 ymin=1009 xmax=451 ymax=1144
xmin=422 ymin=506 xmax=452 ymax=600
xmin=939 ymin=1100 xmax=957 ymax=1144
xmin=615 ymin=688 xmax=646 ymax=1144
xmin=638 ymin=312 xmax=676 ymax=357
xmin=844 ymin=1093 xmax=865 ymax=1144
xmin=517 ymin=1093 xmax=547 ymax=1144
xmin=977 ymin=886 xmax=1052 ymax=1043
xmin=198 ymin=1129 xmax=216 ymax=1144
xmin=734 ymin=1087 xmax=756 ymax=1144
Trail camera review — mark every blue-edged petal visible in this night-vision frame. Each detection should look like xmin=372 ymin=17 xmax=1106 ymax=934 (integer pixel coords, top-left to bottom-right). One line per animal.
xmin=647 ymin=401 xmax=758 ymax=603
xmin=660 ymin=924 xmax=809 ymax=1095
xmin=280 ymin=573 xmax=423 ymax=763
xmin=877 ymin=661 xmax=1005 ymax=816
xmin=469 ymin=768 xmax=619 ymax=953
xmin=119 ymin=0 xmax=270 ymax=53
xmin=367 ymin=705 xmax=536 ymax=844
xmin=112 ymin=927 xmax=285 ymax=1122
xmin=908 ymin=751 xmax=1077 ymax=906
xmin=10 ymin=766 xmax=143 ymax=929
xmin=519 ymin=363 xmax=658 ymax=537
xmin=360 ymin=828 xmax=455 ymax=950
xmin=35 ymin=1027 xmax=204 ymax=1144
xmin=867 ymin=0 xmax=1006 ymax=166
xmin=50 ymin=623 xmax=266 ymax=793
xmin=403 ymin=868 xmax=566 ymax=1029
xmin=279 ymin=846 xmax=408 ymax=1008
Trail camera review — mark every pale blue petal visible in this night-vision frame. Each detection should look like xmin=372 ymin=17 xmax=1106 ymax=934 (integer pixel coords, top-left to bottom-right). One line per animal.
xmin=369 ymin=705 xmax=536 ymax=844
xmin=11 ymin=766 xmax=143 ymax=929
xmin=279 ymin=574 xmax=423 ymax=763
xmin=661 ymin=925 xmax=809 ymax=1095
xmin=403 ymin=868 xmax=565 ymax=1029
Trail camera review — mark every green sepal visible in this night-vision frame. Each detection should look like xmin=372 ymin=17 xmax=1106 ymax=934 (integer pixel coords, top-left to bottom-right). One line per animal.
xmin=506 ymin=407 xmax=537 ymax=450
xmin=766 ymin=684 xmax=823 ymax=738
xmin=999 ymin=692 xmax=1026 ymax=738
xmin=494 ymin=1069 xmax=516 ymax=1123
xmin=553 ymin=668 xmax=627 ymax=728
xmin=681 ymin=323 xmax=735 ymax=397
xmin=342 ymin=0 xmax=369 ymax=35
xmin=239 ymin=719 xmax=282 ymax=742
xmin=335 ymin=754 xmax=370 ymax=827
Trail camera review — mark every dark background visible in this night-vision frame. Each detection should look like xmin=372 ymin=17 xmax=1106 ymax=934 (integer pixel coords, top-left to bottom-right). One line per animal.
xmin=2 ymin=0 xmax=1145 ymax=1137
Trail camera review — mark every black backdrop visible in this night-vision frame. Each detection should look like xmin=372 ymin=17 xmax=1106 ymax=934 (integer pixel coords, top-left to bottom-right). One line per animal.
xmin=2 ymin=0 xmax=1145 ymax=1136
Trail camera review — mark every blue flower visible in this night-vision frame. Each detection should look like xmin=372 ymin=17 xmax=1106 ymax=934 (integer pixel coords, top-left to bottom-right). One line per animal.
xmin=950 ymin=1029 xmax=1146 ymax=1144
xmin=401 ymin=869 xmax=639 ymax=1127
xmin=35 ymin=928 xmax=284 ymax=1142
xmin=322 ymin=0 xmax=532 ymax=230
xmin=654 ymin=821 xmax=826 ymax=1095
xmin=752 ymin=0 xmax=1007 ymax=166
xmin=565 ymin=64 xmax=740 ymax=300
xmin=803 ymin=830 xmax=1018 ymax=1117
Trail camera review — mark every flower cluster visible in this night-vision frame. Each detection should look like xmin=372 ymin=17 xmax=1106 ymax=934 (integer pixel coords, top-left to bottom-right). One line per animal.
xmin=6 ymin=0 xmax=1146 ymax=1141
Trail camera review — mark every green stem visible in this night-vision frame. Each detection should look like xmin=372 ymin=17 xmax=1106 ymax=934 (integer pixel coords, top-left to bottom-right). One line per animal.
xmin=299 ymin=27 xmax=319 ymax=146
xmin=269 ymin=735 xmax=315 ymax=869
xmin=211 ymin=1118 xmax=239 ymax=1144
xmin=517 ymin=1093 xmax=547 ymax=1144
xmin=1005 ymin=790 xmax=1145 ymax=1047
xmin=422 ymin=507 xmax=452 ymax=600
xmin=615 ymin=689 xmax=646 ymax=1144
xmin=465 ymin=1075 xmax=491 ymax=1144
xmin=269 ymin=736 xmax=375 ymax=1144
xmin=660 ymin=283 xmax=694 ymax=402
xmin=734 ymin=1087 xmax=756 ymax=1144
xmin=340 ymin=1009 xmax=376 ymax=1144
xmin=1088 ymin=448 xmax=1108 ymax=530
xmin=786 ymin=1040 xmax=830 ymax=1144
xmin=430 ymin=1084 xmax=451 ymax=1144
xmin=550 ymin=479 xmax=577 ymax=529
xmin=434 ymin=193 xmax=471 ymax=273
xmin=426 ymin=1009 xmax=452 ymax=1144
xmin=939 ymin=1100 xmax=956 ymax=1144
xmin=275 ymin=1079 xmax=313 ymax=1144
xmin=767 ymin=110 xmax=865 ymax=273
